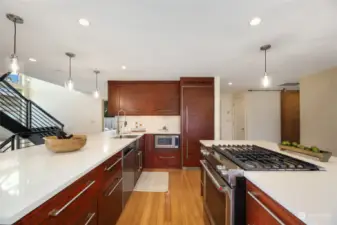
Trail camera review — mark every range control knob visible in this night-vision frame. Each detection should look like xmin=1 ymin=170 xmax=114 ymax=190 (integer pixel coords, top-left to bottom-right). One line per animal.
xmin=216 ymin=165 xmax=226 ymax=171
xmin=200 ymin=150 xmax=209 ymax=156
xmin=220 ymin=171 xmax=228 ymax=176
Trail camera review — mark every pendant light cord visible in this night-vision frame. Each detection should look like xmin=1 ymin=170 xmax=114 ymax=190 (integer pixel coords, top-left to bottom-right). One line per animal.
xmin=69 ymin=57 xmax=72 ymax=80
xmin=264 ymin=49 xmax=267 ymax=74
xmin=13 ymin=21 xmax=17 ymax=55
xmin=95 ymin=72 xmax=98 ymax=90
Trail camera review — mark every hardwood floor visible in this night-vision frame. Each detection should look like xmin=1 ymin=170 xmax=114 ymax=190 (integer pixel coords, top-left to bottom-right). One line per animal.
xmin=117 ymin=169 xmax=205 ymax=225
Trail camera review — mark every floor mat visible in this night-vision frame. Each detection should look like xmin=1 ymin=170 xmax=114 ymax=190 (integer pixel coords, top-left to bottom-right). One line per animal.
xmin=134 ymin=171 xmax=169 ymax=192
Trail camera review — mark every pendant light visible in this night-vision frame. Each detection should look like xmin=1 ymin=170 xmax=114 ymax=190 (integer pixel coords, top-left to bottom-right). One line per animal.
xmin=65 ymin=52 xmax=75 ymax=91
xmin=93 ymin=69 xmax=100 ymax=98
xmin=260 ymin=44 xmax=271 ymax=88
xmin=6 ymin=13 xmax=24 ymax=74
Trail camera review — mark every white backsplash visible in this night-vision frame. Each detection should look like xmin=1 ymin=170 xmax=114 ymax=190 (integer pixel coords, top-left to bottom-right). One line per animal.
xmin=123 ymin=116 xmax=181 ymax=133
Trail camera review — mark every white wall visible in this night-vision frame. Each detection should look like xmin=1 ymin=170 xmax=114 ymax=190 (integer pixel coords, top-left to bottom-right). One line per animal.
xmin=29 ymin=78 xmax=103 ymax=134
xmin=300 ymin=67 xmax=337 ymax=155
xmin=0 ymin=127 xmax=12 ymax=141
xmin=214 ymin=76 xmax=221 ymax=140
xmin=220 ymin=93 xmax=233 ymax=140
xmin=244 ymin=91 xmax=281 ymax=143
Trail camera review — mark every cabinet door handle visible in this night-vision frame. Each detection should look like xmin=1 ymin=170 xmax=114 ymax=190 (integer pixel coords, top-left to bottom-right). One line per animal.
xmin=139 ymin=151 xmax=143 ymax=170
xmin=104 ymin=157 xmax=122 ymax=172
xmin=159 ymin=156 xmax=175 ymax=159
xmin=84 ymin=212 xmax=96 ymax=225
xmin=186 ymin=139 xmax=189 ymax=159
xmin=186 ymin=106 xmax=189 ymax=133
xmin=49 ymin=180 xmax=96 ymax=217
xmin=106 ymin=177 xmax=123 ymax=197
xmin=247 ymin=191 xmax=285 ymax=225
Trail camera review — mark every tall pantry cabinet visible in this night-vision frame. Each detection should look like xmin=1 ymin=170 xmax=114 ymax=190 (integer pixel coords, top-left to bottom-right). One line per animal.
xmin=180 ymin=77 xmax=214 ymax=167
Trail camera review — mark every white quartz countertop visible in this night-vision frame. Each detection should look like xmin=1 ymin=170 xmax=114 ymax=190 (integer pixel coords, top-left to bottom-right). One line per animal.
xmin=200 ymin=140 xmax=337 ymax=225
xmin=0 ymin=131 xmax=143 ymax=225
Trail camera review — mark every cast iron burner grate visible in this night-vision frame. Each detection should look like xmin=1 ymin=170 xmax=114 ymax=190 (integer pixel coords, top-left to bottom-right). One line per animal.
xmin=212 ymin=145 xmax=320 ymax=171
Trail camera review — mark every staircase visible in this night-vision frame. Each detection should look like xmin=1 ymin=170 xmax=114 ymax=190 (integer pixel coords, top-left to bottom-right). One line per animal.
xmin=0 ymin=72 xmax=66 ymax=153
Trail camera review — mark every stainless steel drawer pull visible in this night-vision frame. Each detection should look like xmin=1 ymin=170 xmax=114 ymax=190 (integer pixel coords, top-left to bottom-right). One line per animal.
xmin=247 ymin=191 xmax=285 ymax=225
xmin=49 ymin=180 xmax=96 ymax=217
xmin=159 ymin=156 xmax=175 ymax=159
xmin=186 ymin=105 xmax=189 ymax=133
xmin=84 ymin=212 xmax=96 ymax=225
xmin=186 ymin=139 xmax=189 ymax=159
xmin=106 ymin=177 xmax=123 ymax=197
xmin=104 ymin=157 xmax=122 ymax=172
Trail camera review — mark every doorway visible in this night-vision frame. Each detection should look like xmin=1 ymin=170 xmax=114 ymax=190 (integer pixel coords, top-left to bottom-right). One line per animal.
xmin=233 ymin=95 xmax=245 ymax=140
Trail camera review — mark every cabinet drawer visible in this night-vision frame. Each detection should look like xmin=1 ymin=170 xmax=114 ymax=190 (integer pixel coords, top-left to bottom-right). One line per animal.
xmin=246 ymin=180 xmax=305 ymax=225
xmin=99 ymin=153 xmax=122 ymax=190
xmin=17 ymin=169 xmax=99 ymax=225
xmin=153 ymin=151 xmax=181 ymax=168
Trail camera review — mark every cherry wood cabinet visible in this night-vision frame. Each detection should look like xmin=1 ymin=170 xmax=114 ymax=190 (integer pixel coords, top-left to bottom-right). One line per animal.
xmin=98 ymin=153 xmax=123 ymax=225
xmin=246 ymin=180 xmax=305 ymax=225
xmin=180 ymin=77 xmax=214 ymax=167
xmin=107 ymin=81 xmax=180 ymax=116
xmin=143 ymin=134 xmax=181 ymax=168
xmin=15 ymin=152 xmax=125 ymax=225
xmin=144 ymin=134 xmax=154 ymax=168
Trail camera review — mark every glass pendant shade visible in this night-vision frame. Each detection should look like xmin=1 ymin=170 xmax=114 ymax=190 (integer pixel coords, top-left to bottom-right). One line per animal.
xmin=9 ymin=55 xmax=19 ymax=74
xmin=262 ymin=72 xmax=271 ymax=88
xmin=93 ymin=90 xmax=100 ymax=98
xmin=65 ymin=79 xmax=74 ymax=91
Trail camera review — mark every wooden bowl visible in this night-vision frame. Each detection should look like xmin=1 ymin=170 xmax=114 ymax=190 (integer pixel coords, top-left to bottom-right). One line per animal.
xmin=44 ymin=135 xmax=87 ymax=153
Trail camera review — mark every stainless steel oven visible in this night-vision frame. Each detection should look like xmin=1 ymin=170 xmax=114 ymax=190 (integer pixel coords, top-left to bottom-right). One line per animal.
xmin=200 ymin=146 xmax=246 ymax=225
xmin=154 ymin=135 xmax=179 ymax=149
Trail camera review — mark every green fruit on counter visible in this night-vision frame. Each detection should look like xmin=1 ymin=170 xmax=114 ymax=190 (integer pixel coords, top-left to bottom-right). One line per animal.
xmin=298 ymin=145 xmax=305 ymax=149
xmin=292 ymin=142 xmax=299 ymax=147
xmin=281 ymin=141 xmax=290 ymax=146
xmin=311 ymin=146 xmax=320 ymax=153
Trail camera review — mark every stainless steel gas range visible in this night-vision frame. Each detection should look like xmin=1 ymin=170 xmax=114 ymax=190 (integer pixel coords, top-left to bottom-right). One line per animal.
xmin=200 ymin=144 xmax=322 ymax=225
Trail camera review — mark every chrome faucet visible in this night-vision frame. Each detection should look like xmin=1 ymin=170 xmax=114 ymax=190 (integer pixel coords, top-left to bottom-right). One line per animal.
xmin=117 ymin=109 xmax=127 ymax=135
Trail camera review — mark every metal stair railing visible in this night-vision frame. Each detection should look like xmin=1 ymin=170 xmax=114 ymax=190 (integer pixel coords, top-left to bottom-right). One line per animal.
xmin=0 ymin=72 xmax=64 ymax=131
xmin=0 ymin=128 xmax=61 ymax=153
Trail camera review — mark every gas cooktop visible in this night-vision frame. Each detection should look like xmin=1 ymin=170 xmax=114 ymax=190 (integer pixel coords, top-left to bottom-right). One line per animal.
xmin=212 ymin=144 xmax=321 ymax=171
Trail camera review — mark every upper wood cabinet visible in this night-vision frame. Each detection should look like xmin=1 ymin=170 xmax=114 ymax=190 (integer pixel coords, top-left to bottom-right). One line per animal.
xmin=108 ymin=81 xmax=180 ymax=116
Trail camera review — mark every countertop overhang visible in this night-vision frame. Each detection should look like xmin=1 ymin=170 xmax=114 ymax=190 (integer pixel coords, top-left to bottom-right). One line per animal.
xmin=200 ymin=140 xmax=337 ymax=225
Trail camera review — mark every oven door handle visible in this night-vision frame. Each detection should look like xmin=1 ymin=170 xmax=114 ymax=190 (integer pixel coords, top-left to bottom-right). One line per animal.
xmin=200 ymin=160 xmax=229 ymax=193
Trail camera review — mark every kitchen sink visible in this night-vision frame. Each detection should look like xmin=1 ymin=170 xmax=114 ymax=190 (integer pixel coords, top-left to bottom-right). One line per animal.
xmin=112 ymin=135 xmax=139 ymax=139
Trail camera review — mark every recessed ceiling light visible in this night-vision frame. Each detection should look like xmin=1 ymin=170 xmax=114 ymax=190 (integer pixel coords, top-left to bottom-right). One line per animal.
xmin=121 ymin=65 xmax=127 ymax=70
xmin=250 ymin=17 xmax=261 ymax=26
xmin=79 ymin=18 xmax=90 ymax=27
xmin=228 ymin=82 xmax=233 ymax=86
xmin=29 ymin=58 xmax=37 ymax=62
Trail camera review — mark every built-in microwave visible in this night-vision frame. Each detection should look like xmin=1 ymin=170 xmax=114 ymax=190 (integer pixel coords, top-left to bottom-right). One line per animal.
xmin=154 ymin=135 xmax=179 ymax=149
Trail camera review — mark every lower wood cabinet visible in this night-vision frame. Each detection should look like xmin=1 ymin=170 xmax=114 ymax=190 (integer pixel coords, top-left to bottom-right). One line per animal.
xmin=151 ymin=150 xmax=180 ymax=168
xmin=98 ymin=155 xmax=123 ymax=225
xmin=15 ymin=152 xmax=124 ymax=225
xmin=144 ymin=134 xmax=181 ymax=168
xmin=246 ymin=180 xmax=305 ymax=225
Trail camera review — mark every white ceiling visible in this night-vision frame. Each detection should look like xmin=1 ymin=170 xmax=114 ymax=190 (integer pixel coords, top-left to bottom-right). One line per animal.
xmin=1 ymin=0 xmax=337 ymax=98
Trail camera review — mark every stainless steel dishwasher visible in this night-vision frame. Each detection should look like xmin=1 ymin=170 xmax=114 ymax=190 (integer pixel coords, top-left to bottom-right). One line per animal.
xmin=122 ymin=144 xmax=136 ymax=208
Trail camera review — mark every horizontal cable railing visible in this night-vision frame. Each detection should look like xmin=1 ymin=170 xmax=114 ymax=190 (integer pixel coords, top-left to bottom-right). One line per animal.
xmin=0 ymin=72 xmax=65 ymax=132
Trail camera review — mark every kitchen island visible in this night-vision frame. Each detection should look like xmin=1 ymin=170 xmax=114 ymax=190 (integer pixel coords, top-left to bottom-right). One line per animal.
xmin=200 ymin=140 xmax=337 ymax=225
xmin=0 ymin=131 xmax=144 ymax=225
